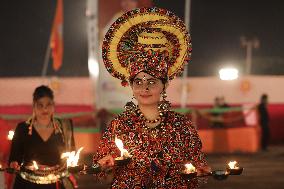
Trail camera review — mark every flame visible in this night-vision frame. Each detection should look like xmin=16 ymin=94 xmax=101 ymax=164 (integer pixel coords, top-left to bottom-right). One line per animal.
xmin=228 ymin=161 xmax=239 ymax=169
xmin=0 ymin=164 xmax=2 ymax=169
xmin=115 ymin=137 xmax=130 ymax=158
xmin=184 ymin=163 xmax=196 ymax=174
xmin=32 ymin=161 xmax=39 ymax=170
xmin=7 ymin=130 xmax=14 ymax=140
xmin=115 ymin=137 xmax=124 ymax=156
xmin=61 ymin=147 xmax=84 ymax=167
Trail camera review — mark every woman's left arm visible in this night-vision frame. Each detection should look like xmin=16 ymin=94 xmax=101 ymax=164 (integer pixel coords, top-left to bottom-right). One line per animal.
xmin=8 ymin=123 xmax=26 ymax=169
xmin=184 ymin=119 xmax=211 ymax=175
xmin=93 ymin=118 xmax=121 ymax=169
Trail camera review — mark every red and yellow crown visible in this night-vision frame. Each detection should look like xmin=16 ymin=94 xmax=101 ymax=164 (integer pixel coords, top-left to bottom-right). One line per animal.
xmin=102 ymin=7 xmax=192 ymax=85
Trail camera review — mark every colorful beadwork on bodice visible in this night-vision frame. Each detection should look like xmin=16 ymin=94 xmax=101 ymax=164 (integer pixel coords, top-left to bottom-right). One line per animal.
xmin=94 ymin=110 xmax=207 ymax=188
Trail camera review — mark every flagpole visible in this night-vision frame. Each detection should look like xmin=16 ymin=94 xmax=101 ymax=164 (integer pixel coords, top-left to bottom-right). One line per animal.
xmin=41 ymin=33 xmax=52 ymax=77
xmin=180 ymin=0 xmax=191 ymax=108
xmin=42 ymin=0 xmax=63 ymax=77
xmin=86 ymin=0 xmax=100 ymax=108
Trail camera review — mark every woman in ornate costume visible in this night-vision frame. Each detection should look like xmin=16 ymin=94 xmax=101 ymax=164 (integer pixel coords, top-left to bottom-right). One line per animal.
xmin=94 ymin=7 xmax=210 ymax=188
xmin=9 ymin=85 xmax=76 ymax=189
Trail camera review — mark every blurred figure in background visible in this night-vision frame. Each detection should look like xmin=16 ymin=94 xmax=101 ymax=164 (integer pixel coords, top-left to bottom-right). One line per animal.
xmin=219 ymin=96 xmax=230 ymax=108
xmin=257 ymin=94 xmax=270 ymax=151
xmin=210 ymin=96 xmax=231 ymax=128
xmin=210 ymin=97 xmax=224 ymax=128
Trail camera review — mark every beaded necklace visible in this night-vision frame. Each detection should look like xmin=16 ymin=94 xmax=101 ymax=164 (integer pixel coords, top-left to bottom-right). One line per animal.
xmin=136 ymin=109 xmax=163 ymax=124
xmin=34 ymin=122 xmax=53 ymax=129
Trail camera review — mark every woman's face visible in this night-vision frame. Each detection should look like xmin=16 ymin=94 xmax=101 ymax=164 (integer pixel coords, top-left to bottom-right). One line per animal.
xmin=33 ymin=97 xmax=55 ymax=121
xmin=132 ymin=72 xmax=164 ymax=106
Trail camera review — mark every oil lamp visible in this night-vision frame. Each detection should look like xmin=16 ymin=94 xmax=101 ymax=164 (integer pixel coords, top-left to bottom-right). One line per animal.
xmin=61 ymin=147 xmax=84 ymax=173
xmin=114 ymin=137 xmax=131 ymax=166
xmin=227 ymin=161 xmax=243 ymax=175
xmin=180 ymin=163 xmax=197 ymax=180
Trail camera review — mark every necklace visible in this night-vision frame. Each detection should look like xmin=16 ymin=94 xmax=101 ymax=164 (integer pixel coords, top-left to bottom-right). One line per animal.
xmin=34 ymin=122 xmax=53 ymax=129
xmin=137 ymin=109 xmax=163 ymax=124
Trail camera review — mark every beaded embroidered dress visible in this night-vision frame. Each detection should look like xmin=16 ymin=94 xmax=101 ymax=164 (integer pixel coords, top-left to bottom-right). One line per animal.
xmin=97 ymin=7 xmax=208 ymax=188
xmin=94 ymin=110 xmax=207 ymax=189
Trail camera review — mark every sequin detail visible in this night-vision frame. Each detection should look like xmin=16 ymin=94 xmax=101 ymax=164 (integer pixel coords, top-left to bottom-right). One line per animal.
xmin=94 ymin=110 xmax=207 ymax=188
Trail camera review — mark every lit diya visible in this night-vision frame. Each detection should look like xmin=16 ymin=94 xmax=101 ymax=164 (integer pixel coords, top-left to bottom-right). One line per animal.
xmin=61 ymin=147 xmax=84 ymax=173
xmin=0 ymin=163 xmax=18 ymax=174
xmin=211 ymin=170 xmax=230 ymax=180
xmin=20 ymin=160 xmax=40 ymax=174
xmin=7 ymin=130 xmax=14 ymax=140
xmin=0 ymin=164 xmax=4 ymax=172
xmin=0 ymin=162 xmax=18 ymax=174
xmin=19 ymin=161 xmax=68 ymax=184
xmin=180 ymin=163 xmax=198 ymax=180
xmin=226 ymin=161 xmax=243 ymax=175
xmin=114 ymin=137 xmax=132 ymax=166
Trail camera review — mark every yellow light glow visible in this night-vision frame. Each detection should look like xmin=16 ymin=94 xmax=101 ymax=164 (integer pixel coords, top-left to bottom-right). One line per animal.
xmin=219 ymin=68 xmax=239 ymax=80
xmin=88 ymin=58 xmax=99 ymax=78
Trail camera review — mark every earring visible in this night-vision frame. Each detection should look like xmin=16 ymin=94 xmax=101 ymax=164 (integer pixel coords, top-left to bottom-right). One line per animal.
xmin=124 ymin=101 xmax=137 ymax=113
xmin=124 ymin=95 xmax=137 ymax=113
xmin=158 ymin=91 xmax=171 ymax=113
xmin=51 ymin=114 xmax=58 ymax=132
xmin=161 ymin=91 xmax=167 ymax=100
xmin=28 ymin=111 xmax=36 ymax=135
xmin=132 ymin=95 xmax=136 ymax=100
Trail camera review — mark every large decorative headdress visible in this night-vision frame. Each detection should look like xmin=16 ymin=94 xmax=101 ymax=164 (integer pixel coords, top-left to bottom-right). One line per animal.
xmin=102 ymin=7 xmax=191 ymax=85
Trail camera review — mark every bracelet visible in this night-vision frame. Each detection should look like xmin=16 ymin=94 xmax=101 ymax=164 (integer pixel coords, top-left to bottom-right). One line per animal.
xmin=85 ymin=163 xmax=101 ymax=174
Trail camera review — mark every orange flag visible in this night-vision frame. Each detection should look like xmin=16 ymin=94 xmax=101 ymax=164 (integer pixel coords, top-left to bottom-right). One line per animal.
xmin=50 ymin=0 xmax=63 ymax=71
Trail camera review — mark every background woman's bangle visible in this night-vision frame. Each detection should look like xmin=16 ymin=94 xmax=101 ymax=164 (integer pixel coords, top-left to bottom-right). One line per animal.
xmin=85 ymin=163 xmax=101 ymax=174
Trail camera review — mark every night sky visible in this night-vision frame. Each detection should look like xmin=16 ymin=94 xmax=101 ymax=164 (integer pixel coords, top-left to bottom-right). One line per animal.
xmin=1 ymin=0 xmax=284 ymax=77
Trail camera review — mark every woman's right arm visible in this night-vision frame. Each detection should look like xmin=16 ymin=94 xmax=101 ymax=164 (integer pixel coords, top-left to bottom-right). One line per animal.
xmin=9 ymin=123 xmax=25 ymax=170
xmin=93 ymin=118 xmax=121 ymax=169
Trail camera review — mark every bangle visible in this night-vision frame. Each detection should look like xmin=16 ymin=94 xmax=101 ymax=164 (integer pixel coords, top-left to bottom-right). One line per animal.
xmin=92 ymin=163 xmax=100 ymax=169
xmin=85 ymin=163 xmax=101 ymax=174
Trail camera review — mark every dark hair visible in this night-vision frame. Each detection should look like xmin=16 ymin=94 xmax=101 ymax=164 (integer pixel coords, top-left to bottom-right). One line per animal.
xmin=260 ymin=94 xmax=268 ymax=102
xmin=33 ymin=85 xmax=54 ymax=102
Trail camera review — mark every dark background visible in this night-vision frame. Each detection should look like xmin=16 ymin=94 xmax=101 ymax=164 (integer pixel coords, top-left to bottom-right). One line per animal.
xmin=1 ymin=0 xmax=284 ymax=77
